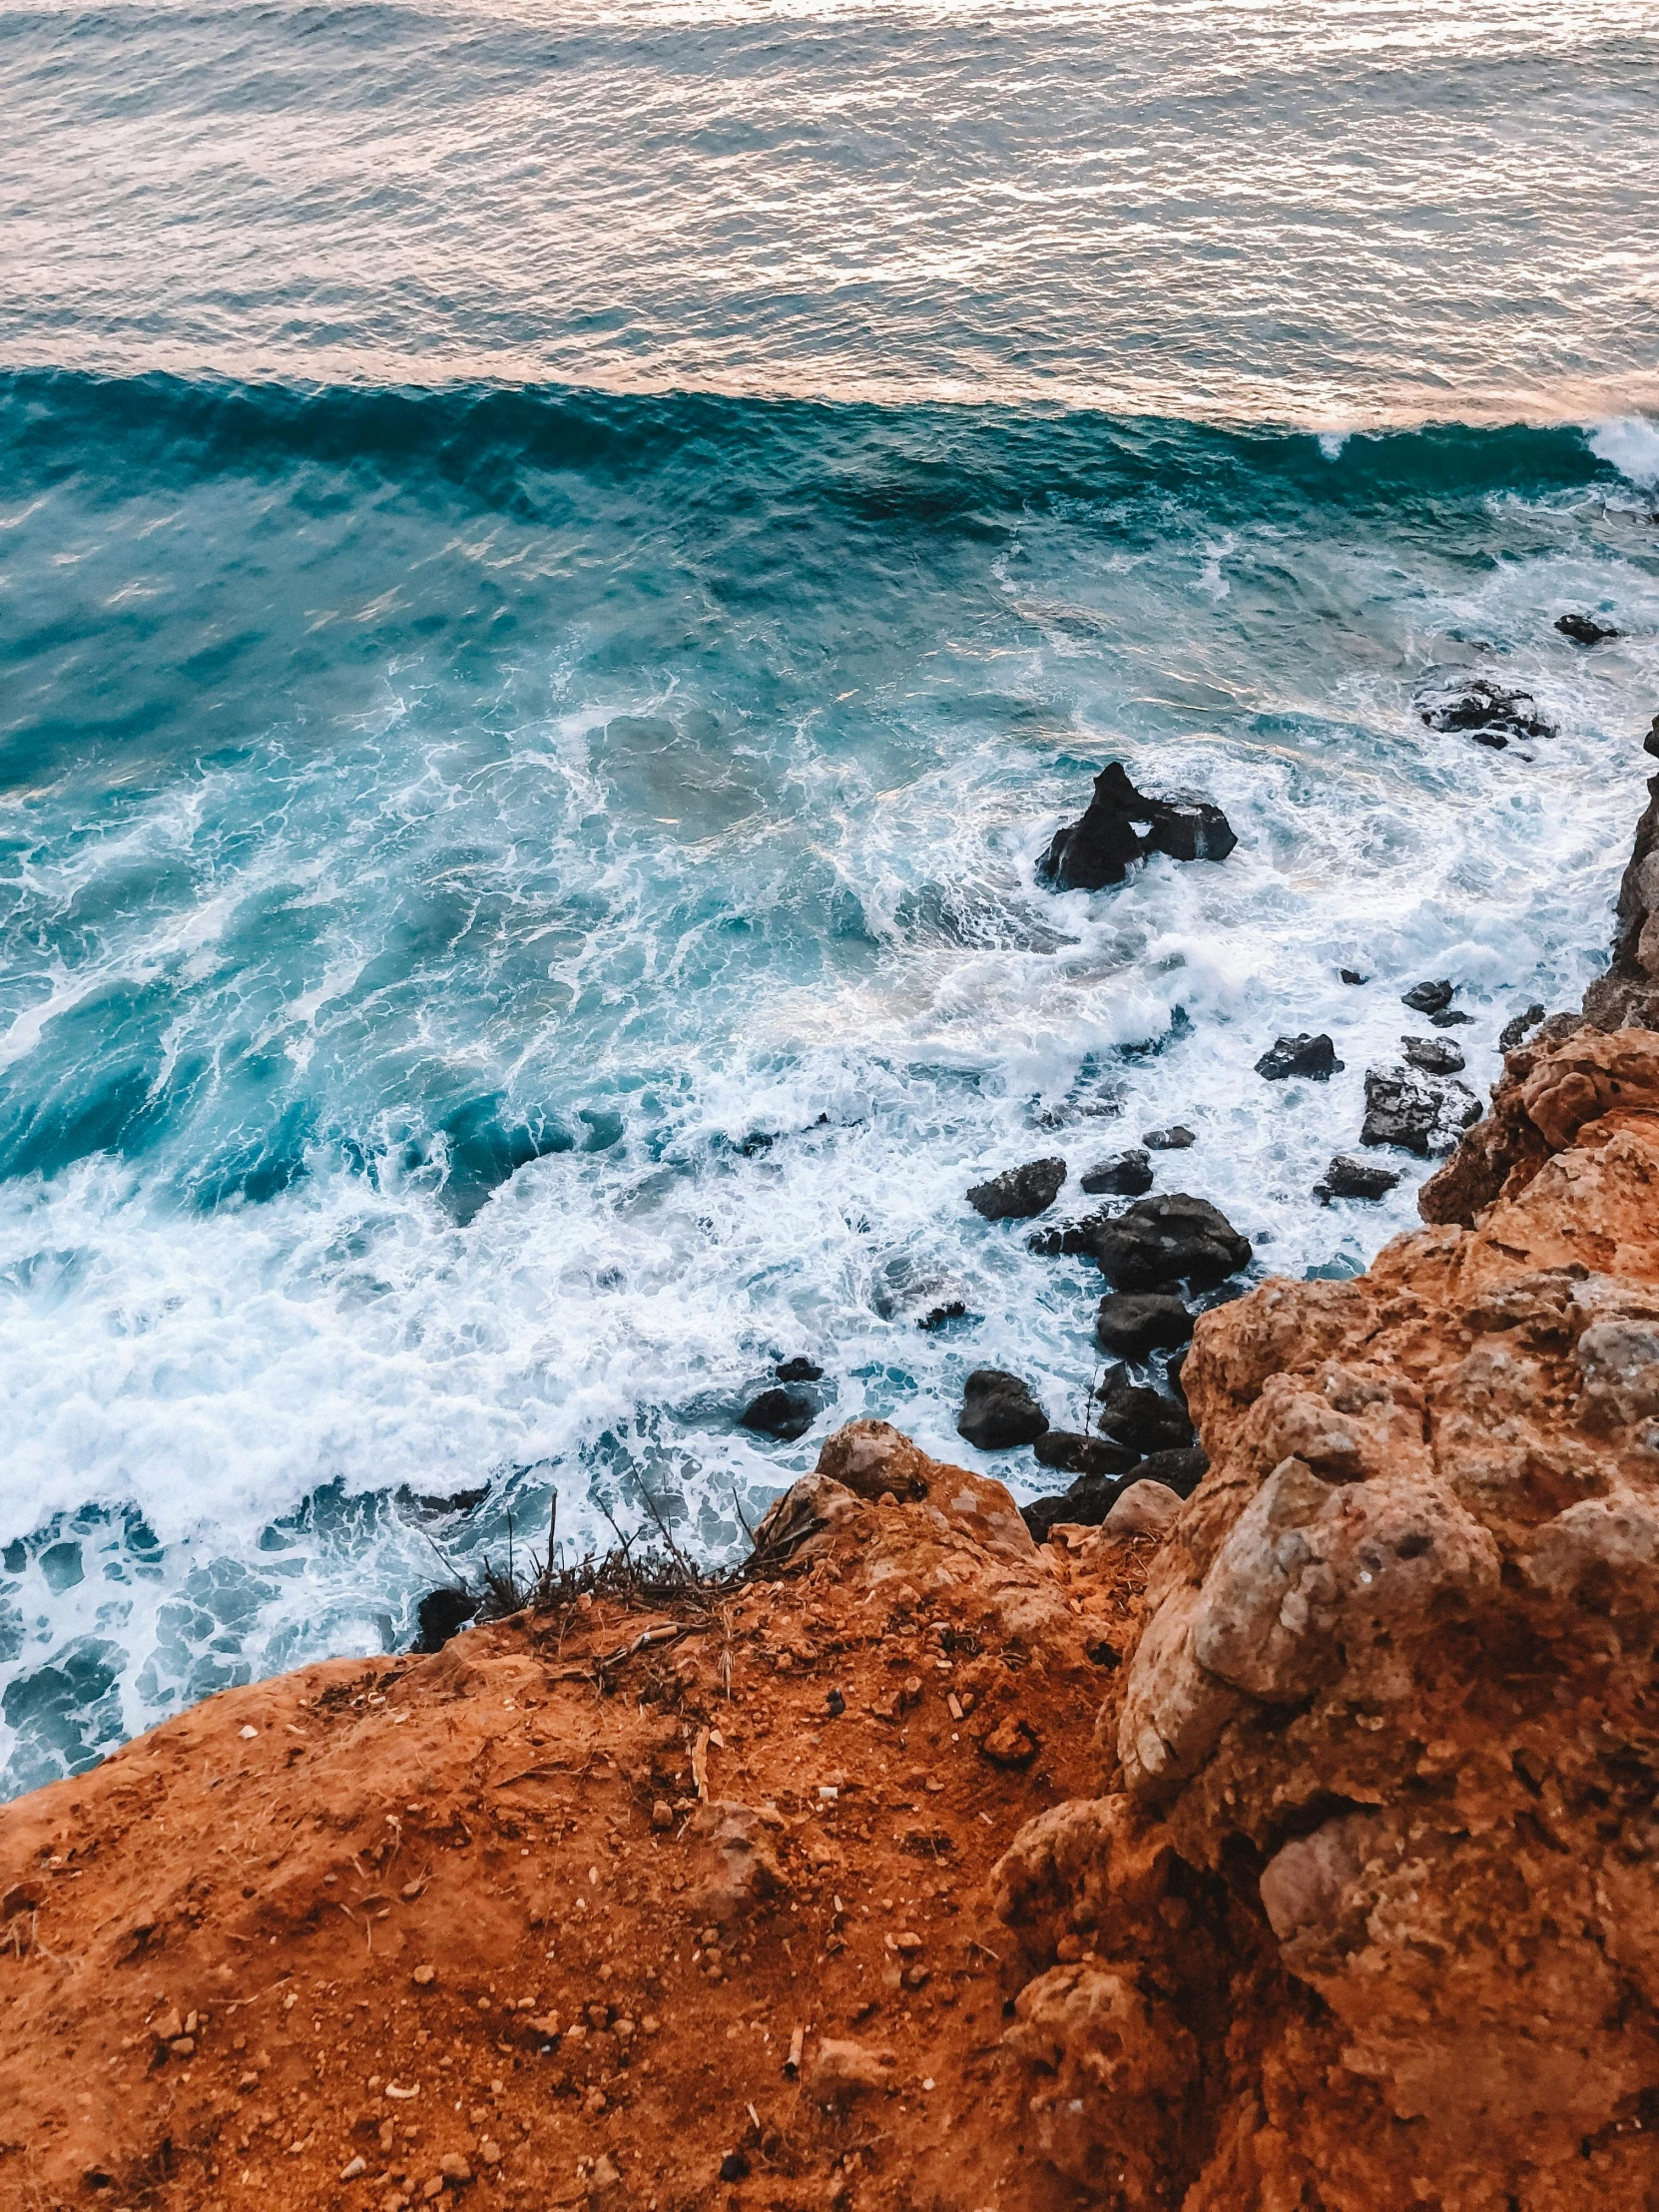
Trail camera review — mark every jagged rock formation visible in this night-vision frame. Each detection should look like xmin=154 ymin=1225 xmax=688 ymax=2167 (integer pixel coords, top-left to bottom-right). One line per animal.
xmin=1038 ymin=763 xmax=1236 ymax=893
xmin=1582 ymin=768 xmax=1659 ymax=1032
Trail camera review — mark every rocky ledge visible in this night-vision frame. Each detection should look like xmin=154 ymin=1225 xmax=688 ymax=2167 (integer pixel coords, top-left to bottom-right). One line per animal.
xmin=8 ymin=860 xmax=1659 ymax=2212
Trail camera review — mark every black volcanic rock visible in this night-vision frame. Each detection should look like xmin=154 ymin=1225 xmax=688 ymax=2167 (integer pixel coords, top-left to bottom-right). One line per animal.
xmin=1315 ymin=1153 xmax=1402 ymax=1203
xmin=1038 ymin=763 xmax=1236 ymax=893
xmin=413 ymin=1586 xmax=478 ymax=1654
xmin=1401 ymin=1034 xmax=1465 ymax=1075
xmin=1095 ymin=1292 xmax=1194 ymax=1360
xmin=1402 ymin=979 xmax=1453 ymax=1014
xmin=966 ymin=1156 xmax=1066 ymax=1221
xmin=1255 ymin=1032 xmax=1344 ymax=1082
xmin=1556 ymin=613 xmax=1619 ymax=645
xmin=1499 ymin=1002 xmax=1546 ymax=1051
xmin=1026 ymin=1210 xmax=1113 ymax=1261
xmin=1095 ymin=1381 xmax=1195 ymax=1456
xmin=1079 ymin=1148 xmax=1154 ymax=1197
xmin=1094 ymin=1193 xmax=1252 ymax=1292
xmin=776 ymin=1356 xmax=824 ymax=1382
xmin=1020 ymin=1470 xmax=1130 ymax=1543
xmin=957 ymin=1368 xmax=1049 ymax=1451
xmin=1135 ymin=1445 xmax=1209 ymax=1498
xmin=1361 ymin=1065 xmax=1482 ymax=1156
xmin=741 ymin=1385 xmax=818 ymax=1441
xmin=1415 ymin=674 xmax=1554 ymax=748
xmin=1143 ymin=1125 xmax=1197 ymax=1150
xmin=1032 ymin=1430 xmax=1138 ymax=1479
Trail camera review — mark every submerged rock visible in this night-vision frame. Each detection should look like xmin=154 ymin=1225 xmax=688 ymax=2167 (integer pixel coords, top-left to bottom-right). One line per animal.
xmin=740 ymin=1385 xmax=818 ymax=1441
xmin=1095 ymin=1292 xmax=1194 ymax=1360
xmin=957 ymin=1368 xmax=1049 ymax=1450
xmin=1401 ymin=978 xmax=1453 ymax=1014
xmin=1143 ymin=1125 xmax=1196 ymax=1150
xmin=1254 ymin=1032 xmax=1343 ymax=1082
xmin=1314 ymin=1153 xmax=1402 ymax=1203
xmin=775 ymin=1356 xmax=823 ymax=1382
xmin=1415 ymin=673 xmax=1554 ymax=747
xmin=1026 ymin=1210 xmax=1113 ymax=1261
xmin=1400 ymin=1034 xmax=1465 ymax=1075
xmin=1555 ymin=612 xmax=1619 ymax=644
xmin=1094 ymin=1193 xmax=1252 ymax=1292
xmin=1360 ymin=1064 xmax=1482 ymax=1155
xmin=1037 ymin=763 xmax=1236 ymax=893
xmin=1079 ymin=1148 xmax=1153 ymax=1197
xmin=966 ymin=1156 xmax=1066 ymax=1221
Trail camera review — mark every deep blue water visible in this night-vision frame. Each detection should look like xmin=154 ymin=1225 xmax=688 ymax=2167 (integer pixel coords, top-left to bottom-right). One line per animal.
xmin=2 ymin=0 xmax=1658 ymax=1794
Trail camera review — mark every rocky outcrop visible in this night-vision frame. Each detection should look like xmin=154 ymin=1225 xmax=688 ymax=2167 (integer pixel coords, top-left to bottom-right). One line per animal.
xmin=1038 ymin=763 xmax=1236 ymax=893
xmin=985 ymin=1012 xmax=1659 ymax=2210
xmin=1581 ymin=769 xmax=1659 ymax=1031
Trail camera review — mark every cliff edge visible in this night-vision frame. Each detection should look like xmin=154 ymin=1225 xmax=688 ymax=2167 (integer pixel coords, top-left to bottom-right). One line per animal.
xmin=7 ymin=956 xmax=1659 ymax=2210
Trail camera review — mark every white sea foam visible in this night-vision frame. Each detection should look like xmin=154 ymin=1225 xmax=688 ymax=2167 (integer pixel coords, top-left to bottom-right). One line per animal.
xmin=1587 ymin=415 xmax=1659 ymax=487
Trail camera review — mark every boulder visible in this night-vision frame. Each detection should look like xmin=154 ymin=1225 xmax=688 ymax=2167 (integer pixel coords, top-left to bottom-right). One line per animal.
xmin=1095 ymin=1381 xmax=1194 ymax=1456
xmin=1032 ymin=1429 xmax=1138 ymax=1478
xmin=1360 ymin=1065 xmax=1482 ymax=1156
xmin=1095 ymin=1292 xmax=1193 ymax=1360
xmin=1400 ymin=1034 xmax=1465 ymax=1075
xmin=957 ymin=1369 xmax=1049 ymax=1451
xmin=1430 ymin=1009 xmax=1474 ymax=1028
xmin=1314 ymin=1153 xmax=1402 ymax=1203
xmin=967 ymin=1157 xmax=1066 ymax=1221
xmin=1415 ymin=673 xmax=1555 ymax=747
xmin=1096 ymin=1478 xmax=1184 ymax=1541
xmin=1021 ymin=1470 xmax=1128 ymax=1544
xmin=1254 ymin=1032 xmax=1343 ymax=1082
xmin=1026 ymin=1211 xmax=1112 ymax=1260
xmin=1094 ymin=1193 xmax=1252 ymax=1292
xmin=412 ymin=1587 xmax=477 ymax=1654
xmin=739 ymin=1386 xmax=817 ymax=1442
xmin=1133 ymin=1445 xmax=1209 ymax=1497
xmin=1498 ymin=1001 xmax=1546 ymax=1051
xmin=1401 ymin=978 xmax=1453 ymax=1013
xmin=815 ymin=1419 xmax=933 ymax=1502
xmin=775 ymin=1356 xmax=823 ymax=1382
xmin=1143 ymin=1125 xmax=1196 ymax=1150
xmin=1339 ymin=967 xmax=1367 ymax=985
xmin=1037 ymin=763 xmax=1236 ymax=894
xmin=1555 ymin=612 xmax=1619 ymax=644
xmin=1079 ymin=1148 xmax=1153 ymax=1197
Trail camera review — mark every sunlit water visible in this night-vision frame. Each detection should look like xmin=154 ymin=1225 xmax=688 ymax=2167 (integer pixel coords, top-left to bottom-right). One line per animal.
xmin=1 ymin=0 xmax=1657 ymax=1793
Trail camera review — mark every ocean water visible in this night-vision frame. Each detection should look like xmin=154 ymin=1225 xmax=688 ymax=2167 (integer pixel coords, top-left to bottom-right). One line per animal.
xmin=2 ymin=0 xmax=1658 ymax=1796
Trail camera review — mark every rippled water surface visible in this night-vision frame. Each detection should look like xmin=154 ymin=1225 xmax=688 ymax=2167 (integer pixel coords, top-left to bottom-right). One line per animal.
xmin=1 ymin=0 xmax=1657 ymax=1792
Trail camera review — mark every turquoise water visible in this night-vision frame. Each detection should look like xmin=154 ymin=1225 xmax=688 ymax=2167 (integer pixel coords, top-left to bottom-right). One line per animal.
xmin=2 ymin=0 xmax=1658 ymax=1793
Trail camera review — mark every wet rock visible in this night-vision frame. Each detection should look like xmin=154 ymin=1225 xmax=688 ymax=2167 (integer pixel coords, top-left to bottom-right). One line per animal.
xmin=740 ymin=1386 xmax=817 ymax=1442
xmin=1025 ymin=1211 xmax=1112 ymax=1261
xmin=1415 ymin=673 xmax=1555 ymax=747
xmin=1400 ymin=1034 xmax=1465 ymax=1075
xmin=1555 ymin=612 xmax=1619 ymax=644
xmin=1095 ymin=1292 xmax=1193 ymax=1360
xmin=1094 ymin=1193 xmax=1252 ymax=1292
xmin=1032 ymin=1430 xmax=1138 ymax=1478
xmin=1037 ymin=762 xmax=1237 ymax=893
xmin=957 ymin=1369 xmax=1049 ymax=1451
xmin=1078 ymin=1148 xmax=1153 ymax=1197
xmin=1498 ymin=1001 xmax=1547 ymax=1051
xmin=1360 ymin=1064 xmax=1482 ymax=1156
xmin=966 ymin=1157 xmax=1066 ymax=1221
xmin=1133 ymin=1446 xmax=1209 ymax=1498
xmin=1401 ymin=978 xmax=1453 ymax=1014
xmin=1339 ymin=968 xmax=1367 ymax=985
xmin=1647 ymin=713 xmax=1659 ymax=762
xmin=1095 ymin=1382 xmax=1194 ymax=1456
xmin=1314 ymin=1153 xmax=1402 ymax=1202
xmin=776 ymin=1356 xmax=823 ymax=1382
xmin=1254 ymin=1032 xmax=1343 ymax=1082
xmin=1143 ymin=1125 xmax=1196 ymax=1150
xmin=412 ymin=1587 xmax=478 ymax=1655
xmin=1429 ymin=1008 xmax=1474 ymax=1028
xmin=1021 ymin=1472 xmax=1128 ymax=1544
xmin=916 ymin=1298 xmax=973 ymax=1331
xmin=872 ymin=1259 xmax=976 ymax=1330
